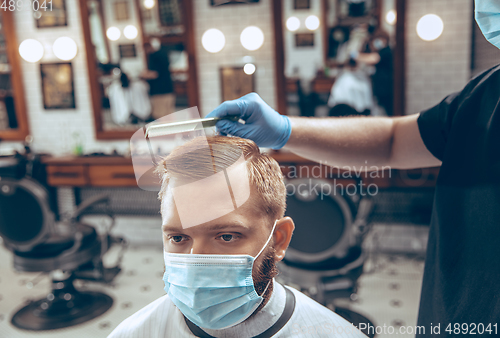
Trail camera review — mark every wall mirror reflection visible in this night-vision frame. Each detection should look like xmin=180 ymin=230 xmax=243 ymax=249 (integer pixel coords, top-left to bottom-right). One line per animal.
xmin=277 ymin=0 xmax=403 ymax=118
xmin=0 ymin=11 xmax=29 ymax=140
xmin=80 ymin=0 xmax=198 ymax=139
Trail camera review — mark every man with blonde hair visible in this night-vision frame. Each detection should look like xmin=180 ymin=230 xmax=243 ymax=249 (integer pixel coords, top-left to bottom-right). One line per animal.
xmin=109 ymin=136 xmax=366 ymax=337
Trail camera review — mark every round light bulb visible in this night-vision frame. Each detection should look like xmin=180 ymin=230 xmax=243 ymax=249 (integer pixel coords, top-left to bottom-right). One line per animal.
xmin=386 ymin=10 xmax=396 ymax=25
xmin=19 ymin=39 xmax=44 ymax=63
xmin=53 ymin=37 xmax=78 ymax=61
xmin=144 ymin=0 xmax=155 ymax=9
xmin=106 ymin=27 xmax=121 ymax=41
xmin=240 ymin=26 xmax=264 ymax=51
xmin=286 ymin=17 xmax=300 ymax=32
xmin=305 ymin=15 xmax=320 ymax=31
xmin=124 ymin=25 xmax=138 ymax=40
xmin=201 ymin=28 xmax=225 ymax=53
xmin=416 ymin=14 xmax=444 ymax=41
xmin=243 ymin=63 xmax=256 ymax=75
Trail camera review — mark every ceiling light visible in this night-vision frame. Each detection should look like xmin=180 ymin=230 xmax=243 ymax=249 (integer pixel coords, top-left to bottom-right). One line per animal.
xmin=416 ymin=14 xmax=444 ymax=41
xmin=201 ymin=28 xmax=225 ymax=53
xmin=124 ymin=25 xmax=138 ymax=40
xmin=240 ymin=26 xmax=264 ymax=51
xmin=286 ymin=17 xmax=300 ymax=32
xmin=144 ymin=0 xmax=155 ymax=9
xmin=243 ymin=63 xmax=256 ymax=75
xmin=386 ymin=10 xmax=396 ymax=25
xmin=305 ymin=15 xmax=320 ymax=31
xmin=106 ymin=27 xmax=121 ymax=41
xmin=19 ymin=39 xmax=44 ymax=63
xmin=53 ymin=37 xmax=78 ymax=61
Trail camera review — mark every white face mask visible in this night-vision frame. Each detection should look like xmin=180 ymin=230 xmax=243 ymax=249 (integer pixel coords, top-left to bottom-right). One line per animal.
xmin=162 ymin=220 xmax=277 ymax=330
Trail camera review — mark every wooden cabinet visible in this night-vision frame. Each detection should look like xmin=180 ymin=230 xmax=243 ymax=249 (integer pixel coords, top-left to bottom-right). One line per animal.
xmin=43 ymin=156 xmax=137 ymax=187
xmin=88 ymin=165 xmax=136 ymax=187
xmin=46 ymin=165 xmax=87 ymax=186
xmin=311 ymin=77 xmax=335 ymax=94
xmin=42 ymin=153 xmax=439 ymax=188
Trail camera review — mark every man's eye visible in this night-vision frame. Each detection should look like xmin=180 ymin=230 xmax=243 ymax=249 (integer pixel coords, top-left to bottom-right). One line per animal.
xmin=219 ymin=234 xmax=238 ymax=242
xmin=169 ymin=235 xmax=187 ymax=243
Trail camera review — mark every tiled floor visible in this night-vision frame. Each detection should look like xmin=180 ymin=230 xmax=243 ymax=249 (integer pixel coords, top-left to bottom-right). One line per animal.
xmin=334 ymin=254 xmax=424 ymax=338
xmin=0 ymin=242 xmax=424 ymax=338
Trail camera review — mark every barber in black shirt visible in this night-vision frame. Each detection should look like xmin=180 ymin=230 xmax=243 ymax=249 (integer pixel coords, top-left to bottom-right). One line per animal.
xmin=141 ymin=38 xmax=175 ymax=120
xmin=207 ymin=8 xmax=500 ymax=335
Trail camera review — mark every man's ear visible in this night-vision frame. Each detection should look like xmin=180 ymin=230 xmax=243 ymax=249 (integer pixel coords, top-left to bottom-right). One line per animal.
xmin=273 ymin=217 xmax=294 ymax=262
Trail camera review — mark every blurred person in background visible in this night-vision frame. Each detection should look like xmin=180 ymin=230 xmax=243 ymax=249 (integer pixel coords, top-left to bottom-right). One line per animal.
xmin=141 ymin=38 xmax=175 ymax=120
xmin=328 ymin=57 xmax=373 ymax=117
xmin=356 ymin=32 xmax=393 ymax=116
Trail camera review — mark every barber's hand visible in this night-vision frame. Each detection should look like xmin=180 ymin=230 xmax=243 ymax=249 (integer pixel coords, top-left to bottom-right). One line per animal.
xmin=206 ymin=93 xmax=291 ymax=149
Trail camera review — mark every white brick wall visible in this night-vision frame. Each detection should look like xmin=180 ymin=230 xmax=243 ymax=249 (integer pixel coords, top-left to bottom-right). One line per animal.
xmin=405 ymin=0 xmax=472 ymax=115
xmin=0 ymin=0 xmax=131 ymax=156
xmin=193 ymin=0 xmax=277 ymax=115
xmin=102 ymin=0 xmax=146 ymax=77
xmin=0 ymin=0 xmax=476 ymax=155
xmin=283 ymin=0 xmax=324 ymax=83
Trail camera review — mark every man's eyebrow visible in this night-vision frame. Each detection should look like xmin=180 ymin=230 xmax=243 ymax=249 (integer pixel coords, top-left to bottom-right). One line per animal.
xmin=203 ymin=223 xmax=250 ymax=232
xmin=161 ymin=222 xmax=250 ymax=233
xmin=161 ymin=225 xmax=183 ymax=233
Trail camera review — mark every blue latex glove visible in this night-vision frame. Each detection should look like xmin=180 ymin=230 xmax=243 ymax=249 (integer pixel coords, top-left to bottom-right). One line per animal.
xmin=206 ymin=93 xmax=291 ymax=149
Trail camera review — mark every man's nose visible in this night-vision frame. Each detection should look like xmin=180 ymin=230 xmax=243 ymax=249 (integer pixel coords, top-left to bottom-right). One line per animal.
xmin=189 ymin=240 xmax=211 ymax=254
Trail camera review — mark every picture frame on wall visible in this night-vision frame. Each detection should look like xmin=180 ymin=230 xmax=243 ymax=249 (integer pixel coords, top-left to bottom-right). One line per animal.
xmin=142 ymin=8 xmax=153 ymax=20
xmin=337 ymin=0 xmax=377 ymax=22
xmin=119 ymin=44 xmax=137 ymax=58
xmin=220 ymin=66 xmax=255 ymax=101
xmin=35 ymin=0 xmax=67 ymax=28
xmin=158 ymin=0 xmax=183 ymax=27
xmin=294 ymin=0 xmax=310 ymax=10
xmin=295 ymin=33 xmax=315 ymax=47
xmin=40 ymin=63 xmax=76 ymax=110
xmin=114 ymin=1 xmax=130 ymax=21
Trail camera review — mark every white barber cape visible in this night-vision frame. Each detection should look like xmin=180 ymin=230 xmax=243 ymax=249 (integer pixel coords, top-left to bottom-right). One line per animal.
xmin=108 ymin=279 xmax=367 ymax=338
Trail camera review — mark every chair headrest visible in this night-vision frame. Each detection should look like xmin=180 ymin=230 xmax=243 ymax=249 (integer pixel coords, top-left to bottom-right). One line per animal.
xmin=0 ymin=178 xmax=52 ymax=251
xmin=0 ymin=156 xmax=26 ymax=179
xmin=284 ymin=178 xmax=355 ymax=264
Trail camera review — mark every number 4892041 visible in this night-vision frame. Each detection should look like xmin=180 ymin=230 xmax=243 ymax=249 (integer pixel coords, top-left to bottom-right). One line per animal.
xmin=0 ymin=0 xmax=53 ymax=11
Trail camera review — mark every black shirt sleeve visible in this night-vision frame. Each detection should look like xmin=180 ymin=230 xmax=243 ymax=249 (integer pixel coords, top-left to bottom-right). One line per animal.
xmin=417 ymin=91 xmax=461 ymax=162
xmin=417 ymin=64 xmax=500 ymax=161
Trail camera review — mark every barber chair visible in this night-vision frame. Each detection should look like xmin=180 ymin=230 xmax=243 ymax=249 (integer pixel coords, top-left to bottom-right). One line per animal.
xmin=277 ymin=178 xmax=375 ymax=336
xmin=0 ymin=154 xmax=126 ymax=331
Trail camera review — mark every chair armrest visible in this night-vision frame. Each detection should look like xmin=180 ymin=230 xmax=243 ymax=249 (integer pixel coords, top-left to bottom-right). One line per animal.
xmin=352 ymin=197 xmax=374 ymax=240
xmin=354 ymin=197 xmax=374 ymax=226
xmin=70 ymin=193 xmax=110 ymax=222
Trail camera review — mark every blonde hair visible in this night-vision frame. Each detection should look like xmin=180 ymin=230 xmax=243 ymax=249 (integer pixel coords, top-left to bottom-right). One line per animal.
xmin=154 ymin=136 xmax=286 ymax=222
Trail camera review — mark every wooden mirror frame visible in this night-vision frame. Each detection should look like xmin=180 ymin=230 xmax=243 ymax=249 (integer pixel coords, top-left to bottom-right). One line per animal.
xmin=0 ymin=11 xmax=30 ymax=141
xmin=79 ymin=0 xmax=199 ymax=140
xmin=272 ymin=0 xmax=406 ymax=117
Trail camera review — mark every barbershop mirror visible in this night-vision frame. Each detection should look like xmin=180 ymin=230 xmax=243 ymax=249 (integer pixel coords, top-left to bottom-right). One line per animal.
xmin=80 ymin=0 xmax=198 ymax=139
xmin=0 ymin=11 xmax=29 ymax=140
xmin=276 ymin=0 xmax=404 ymax=118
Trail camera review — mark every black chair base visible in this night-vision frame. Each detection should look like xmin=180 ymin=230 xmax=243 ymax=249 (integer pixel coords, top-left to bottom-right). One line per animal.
xmin=11 ymin=276 xmax=113 ymax=331
xmin=335 ymin=307 xmax=376 ymax=338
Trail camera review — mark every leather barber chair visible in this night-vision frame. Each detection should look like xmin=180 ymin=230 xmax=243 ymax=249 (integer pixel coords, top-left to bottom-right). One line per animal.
xmin=277 ymin=178 xmax=375 ymax=336
xmin=0 ymin=153 xmax=126 ymax=331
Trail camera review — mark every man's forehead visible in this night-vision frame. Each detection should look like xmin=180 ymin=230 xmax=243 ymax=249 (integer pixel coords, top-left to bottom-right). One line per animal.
xmin=161 ymin=156 xmax=252 ymax=229
xmin=161 ymin=183 xmax=263 ymax=231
